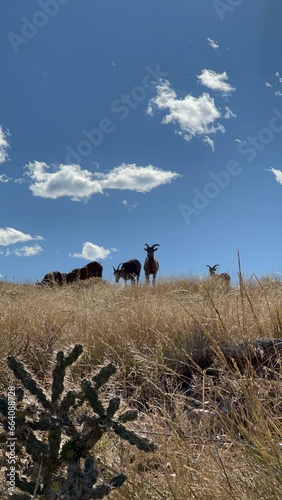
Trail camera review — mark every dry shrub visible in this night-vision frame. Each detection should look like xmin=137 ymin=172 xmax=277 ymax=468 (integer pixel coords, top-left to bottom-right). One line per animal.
xmin=0 ymin=275 xmax=282 ymax=498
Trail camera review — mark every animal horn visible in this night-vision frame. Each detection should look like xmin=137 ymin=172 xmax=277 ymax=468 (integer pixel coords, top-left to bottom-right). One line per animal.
xmin=152 ymin=244 xmax=160 ymax=248
xmin=144 ymin=243 xmax=149 ymax=248
xmin=117 ymin=263 xmax=123 ymax=270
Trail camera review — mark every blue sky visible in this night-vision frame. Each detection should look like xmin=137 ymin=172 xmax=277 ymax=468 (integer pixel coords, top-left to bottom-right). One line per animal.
xmin=1 ymin=0 xmax=282 ymax=284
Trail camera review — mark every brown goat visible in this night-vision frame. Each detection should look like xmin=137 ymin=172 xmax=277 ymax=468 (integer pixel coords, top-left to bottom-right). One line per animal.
xmin=206 ymin=264 xmax=231 ymax=287
xmin=144 ymin=244 xmax=160 ymax=285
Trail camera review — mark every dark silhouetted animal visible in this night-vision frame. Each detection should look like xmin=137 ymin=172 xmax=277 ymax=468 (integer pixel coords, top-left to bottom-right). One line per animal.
xmin=144 ymin=243 xmax=160 ymax=285
xmin=112 ymin=259 xmax=141 ymax=285
xmin=66 ymin=268 xmax=81 ymax=284
xmin=83 ymin=261 xmax=103 ymax=279
xmin=61 ymin=273 xmax=68 ymax=283
xmin=206 ymin=264 xmax=231 ymax=287
xmin=39 ymin=271 xmax=64 ymax=287
xmin=67 ymin=261 xmax=103 ymax=283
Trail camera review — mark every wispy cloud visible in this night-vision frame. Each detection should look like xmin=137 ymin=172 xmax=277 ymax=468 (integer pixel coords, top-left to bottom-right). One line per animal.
xmin=70 ymin=242 xmax=111 ymax=260
xmin=207 ymin=38 xmax=219 ymax=50
xmin=0 ymin=127 xmax=9 ymax=164
xmin=0 ymin=174 xmax=11 ymax=183
xmin=147 ymin=78 xmax=232 ymax=149
xmin=268 ymin=167 xmax=282 ymax=184
xmin=5 ymin=244 xmax=43 ymax=257
xmin=0 ymin=227 xmax=44 ymax=246
xmin=265 ymin=72 xmax=282 ymax=96
xmin=224 ymin=106 xmax=237 ymax=119
xmin=25 ymin=162 xmax=180 ymax=201
xmin=203 ymin=136 xmax=215 ymax=152
xmin=121 ymin=199 xmax=140 ymax=211
xmin=197 ymin=69 xmax=235 ymax=93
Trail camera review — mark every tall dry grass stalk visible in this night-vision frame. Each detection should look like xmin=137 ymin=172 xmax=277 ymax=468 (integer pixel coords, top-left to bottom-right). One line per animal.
xmin=1 ymin=275 xmax=282 ymax=498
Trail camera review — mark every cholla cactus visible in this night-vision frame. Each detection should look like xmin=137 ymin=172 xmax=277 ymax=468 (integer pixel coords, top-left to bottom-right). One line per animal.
xmin=0 ymin=344 xmax=155 ymax=499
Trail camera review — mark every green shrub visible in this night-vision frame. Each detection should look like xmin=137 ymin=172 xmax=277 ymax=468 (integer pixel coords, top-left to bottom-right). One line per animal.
xmin=0 ymin=345 xmax=155 ymax=499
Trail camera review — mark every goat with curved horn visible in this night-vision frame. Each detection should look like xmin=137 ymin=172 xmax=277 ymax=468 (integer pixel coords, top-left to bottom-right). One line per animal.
xmin=206 ymin=264 xmax=230 ymax=288
xmin=144 ymin=244 xmax=160 ymax=285
xmin=112 ymin=259 xmax=141 ymax=285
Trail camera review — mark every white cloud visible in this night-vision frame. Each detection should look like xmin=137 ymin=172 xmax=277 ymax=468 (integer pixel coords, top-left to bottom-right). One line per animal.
xmin=265 ymin=82 xmax=272 ymax=88
xmin=121 ymin=199 xmax=140 ymax=211
xmin=70 ymin=242 xmax=111 ymax=260
xmin=6 ymin=244 xmax=43 ymax=257
xmin=274 ymin=91 xmax=282 ymax=97
xmin=207 ymin=38 xmax=219 ymax=50
xmin=147 ymin=78 xmax=228 ymax=146
xmin=0 ymin=127 xmax=9 ymax=164
xmin=14 ymin=177 xmax=25 ymax=184
xmin=25 ymin=161 xmax=180 ymax=200
xmin=224 ymin=106 xmax=237 ymax=119
xmin=0 ymin=174 xmax=11 ymax=183
xmin=146 ymin=103 xmax=154 ymax=116
xmin=197 ymin=69 xmax=235 ymax=93
xmin=89 ymin=164 xmax=179 ymax=193
xmin=203 ymin=136 xmax=215 ymax=152
xmin=25 ymin=162 xmax=102 ymax=201
xmin=268 ymin=167 xmax=282 ymax=184
xmin=0 ymin=227 xmax=44 ymax=246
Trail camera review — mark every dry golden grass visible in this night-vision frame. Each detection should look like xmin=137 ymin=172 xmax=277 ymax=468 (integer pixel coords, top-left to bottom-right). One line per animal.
xmin=1 ymin=274 xmax=282 ymax=499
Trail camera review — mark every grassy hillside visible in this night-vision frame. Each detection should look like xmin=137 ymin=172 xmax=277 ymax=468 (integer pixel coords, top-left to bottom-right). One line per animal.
xmin=1 ymin=274 xmax=282 ymax=498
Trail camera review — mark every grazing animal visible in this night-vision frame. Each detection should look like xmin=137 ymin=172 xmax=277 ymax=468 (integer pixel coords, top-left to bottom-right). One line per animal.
xmin=83 ymin=260 xmax=103 ymax=279
xmin=112 ymin=259 xmax=141 ymax=285
xmin=39 ymin=271 xmax=64 ymax=287
xmin=144 ymin=243 xmax=160 ymax=285
xmin=66 ymin=267 xmax=81 ymax=284
xmin=61 ymin=273 xmax=68 ymax=284
xmin=67 ymin=261 xmax=103 ymax=284
xmin=206 ymin=264 xmax=231 ymax=287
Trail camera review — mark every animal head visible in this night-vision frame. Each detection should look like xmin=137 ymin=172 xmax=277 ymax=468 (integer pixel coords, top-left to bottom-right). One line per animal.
xmin=206 ymin=264 xmax=231 ymax=286
xmin=112 ymin=263 xmax=123 ymax=283
xmin=206 ymin=264 xmax=220 ymax=276
xmin=144 ymin=243 xmax=160 ymax=257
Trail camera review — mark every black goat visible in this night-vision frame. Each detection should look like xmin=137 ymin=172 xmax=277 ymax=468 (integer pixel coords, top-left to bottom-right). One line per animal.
xmin=112 ymin=259 xmax=141 ymax=285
